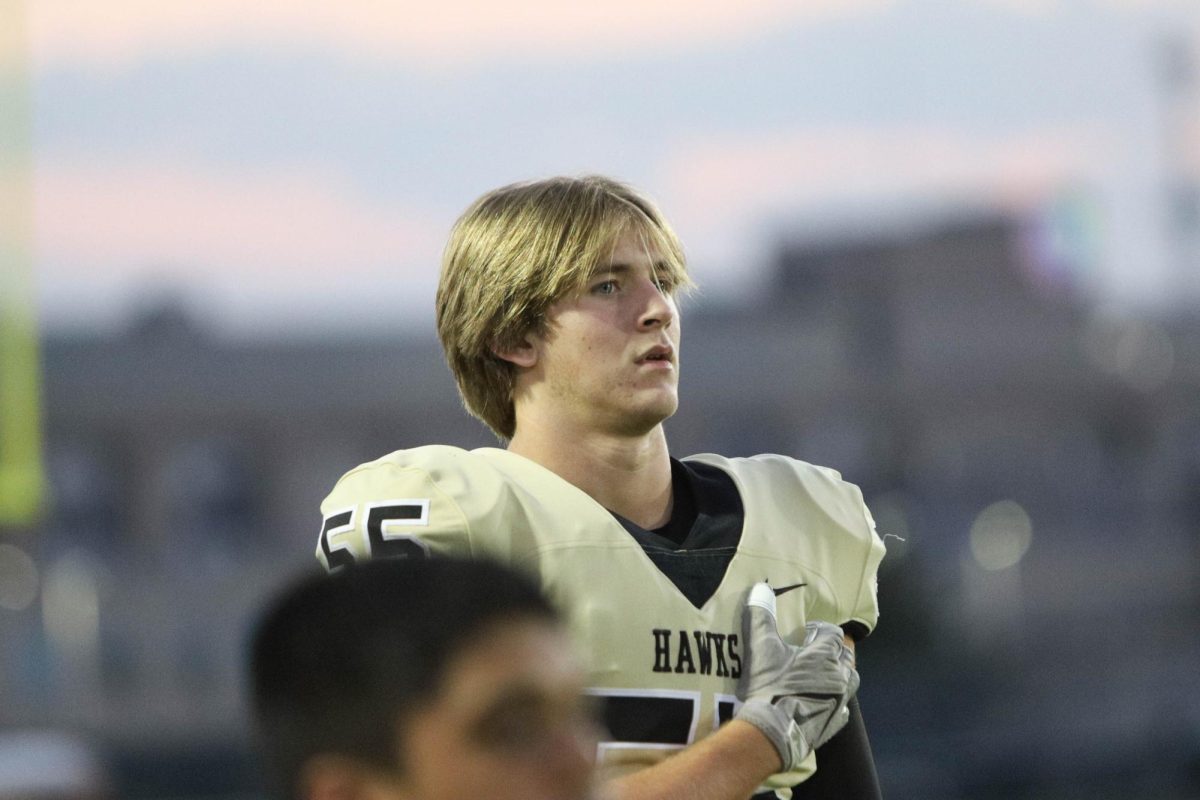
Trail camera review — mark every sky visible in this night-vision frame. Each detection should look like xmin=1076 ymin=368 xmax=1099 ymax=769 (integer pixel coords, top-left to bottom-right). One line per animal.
xmin=17 ymin=0 xmax=1200 ymax=336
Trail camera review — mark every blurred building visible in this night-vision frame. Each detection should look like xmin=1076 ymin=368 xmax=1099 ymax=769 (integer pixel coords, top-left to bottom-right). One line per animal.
xmin=2 ymin=208 xmax=1198 ymax=798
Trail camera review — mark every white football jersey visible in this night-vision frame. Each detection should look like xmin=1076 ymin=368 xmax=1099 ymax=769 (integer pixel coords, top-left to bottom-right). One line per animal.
xmin=318 ymin=446 xmax=885 ymax=793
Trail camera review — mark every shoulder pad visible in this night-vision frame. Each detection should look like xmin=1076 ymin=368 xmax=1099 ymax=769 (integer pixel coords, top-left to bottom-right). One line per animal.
xmin=317 ymin=446 xmax=519 ymax=569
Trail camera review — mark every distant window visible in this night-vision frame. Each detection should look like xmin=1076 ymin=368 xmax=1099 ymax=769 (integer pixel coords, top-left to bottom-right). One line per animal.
xmin=163 ymin=437 xmax=259 ymax=566
xmin=45 ymin=442 xmax=124 ymax=555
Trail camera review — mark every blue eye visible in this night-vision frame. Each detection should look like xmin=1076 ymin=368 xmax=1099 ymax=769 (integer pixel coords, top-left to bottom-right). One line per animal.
xmin=593 ymin=280 xmax=618 ymax=295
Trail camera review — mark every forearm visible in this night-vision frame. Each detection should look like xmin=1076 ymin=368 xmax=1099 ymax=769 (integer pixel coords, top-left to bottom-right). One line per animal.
xmin=601 ymin=720 xmax=782 ymax=800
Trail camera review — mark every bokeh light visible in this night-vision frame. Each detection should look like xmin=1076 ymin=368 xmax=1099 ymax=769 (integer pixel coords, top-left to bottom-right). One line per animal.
xmin=968 ymin=500 xmax=1033 ymax=572
xmin=41 ymin=551 xmax=101 ymax=658
xmin=0 ymin=544 xmax=39 ymax=611
xmin=1081 ymin=307 xmax=1176 ymax=392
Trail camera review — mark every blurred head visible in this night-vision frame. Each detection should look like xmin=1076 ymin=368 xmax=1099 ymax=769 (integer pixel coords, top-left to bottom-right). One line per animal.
xmin=249 ymin=558 xmax=599 ymax=800
xmin=436 ymin=175 xmax=692 ymax=439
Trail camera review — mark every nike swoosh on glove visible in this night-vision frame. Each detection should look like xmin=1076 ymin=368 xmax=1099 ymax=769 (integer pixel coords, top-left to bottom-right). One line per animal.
xmin=733 ymin=581 xmax=860 ymax=772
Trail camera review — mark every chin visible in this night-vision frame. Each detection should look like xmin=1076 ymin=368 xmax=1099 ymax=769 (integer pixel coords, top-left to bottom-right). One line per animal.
xmin=619 ymin=399 xmax=677 ymax=435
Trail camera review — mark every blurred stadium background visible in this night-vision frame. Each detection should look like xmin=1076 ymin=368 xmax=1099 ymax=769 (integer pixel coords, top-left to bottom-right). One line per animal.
xmin=2 ymin=1 xmax=1199 ymax=798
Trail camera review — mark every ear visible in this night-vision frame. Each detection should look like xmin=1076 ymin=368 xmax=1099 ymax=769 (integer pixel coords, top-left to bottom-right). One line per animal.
xmin=299 ymin=755 xmax=400 ymax=800
xmin=491 ymin=336 xmax=539 ymax=369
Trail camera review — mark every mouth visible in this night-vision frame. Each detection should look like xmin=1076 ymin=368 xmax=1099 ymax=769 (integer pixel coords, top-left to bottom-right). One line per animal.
xmin=636 ymin=345 xmax=675 ymax=365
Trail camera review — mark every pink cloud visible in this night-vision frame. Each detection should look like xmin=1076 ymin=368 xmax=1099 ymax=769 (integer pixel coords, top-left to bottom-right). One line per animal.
xmin=35 ymin=159 xmax=445 ymax=284
xmin=660 ymin=124 xmax=1115 ymax=229
xmin=29 ymin=0 xmax=889 ymax=69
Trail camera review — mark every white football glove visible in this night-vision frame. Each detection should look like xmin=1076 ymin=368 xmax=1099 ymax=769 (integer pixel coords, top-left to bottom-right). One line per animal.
xmin=733 ymin=582 xmax=860 ymax=772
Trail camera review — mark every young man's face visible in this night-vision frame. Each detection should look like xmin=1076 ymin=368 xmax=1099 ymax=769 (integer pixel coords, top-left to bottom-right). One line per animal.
xmin=393 ymin=617 xmax=599 ymax=800
xmin=522 ymin=230 xmax=682 ymax=436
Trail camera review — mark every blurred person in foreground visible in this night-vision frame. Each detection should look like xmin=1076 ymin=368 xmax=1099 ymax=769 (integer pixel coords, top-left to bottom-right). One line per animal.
xmin=249 ymin=557 xmax=599 ymax=800
xmin=317 ymin=176 xmax=884 ymax=799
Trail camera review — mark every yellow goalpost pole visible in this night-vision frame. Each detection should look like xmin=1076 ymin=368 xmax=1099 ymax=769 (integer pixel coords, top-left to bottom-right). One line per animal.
xmin=0 ymin=0 xmax=46 ymax=527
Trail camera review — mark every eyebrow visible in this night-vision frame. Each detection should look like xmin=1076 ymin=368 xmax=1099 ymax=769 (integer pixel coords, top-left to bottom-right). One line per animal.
xmin=471 ymin=679 xmax=585 ymax=729
xmin=590 ymin=260 xmax=673 ymax=277
xmin=467 ymin=687 xmax=551 ymax=743
xmin=481 ymin=685 xmax=547 ymax=715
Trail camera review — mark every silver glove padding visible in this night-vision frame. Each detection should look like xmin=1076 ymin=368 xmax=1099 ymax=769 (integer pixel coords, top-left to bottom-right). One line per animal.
xmin=733 ymin=582 xmax=860 ymax=772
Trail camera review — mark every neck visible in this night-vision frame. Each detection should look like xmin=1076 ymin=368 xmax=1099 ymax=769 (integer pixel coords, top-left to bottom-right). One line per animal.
xmin=507 ymin=414 xmax=674 ymax=529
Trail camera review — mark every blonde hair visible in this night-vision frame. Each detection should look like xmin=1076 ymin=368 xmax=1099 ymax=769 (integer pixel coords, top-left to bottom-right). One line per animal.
xmin=436 ymin=175 xmax=692 ymax=439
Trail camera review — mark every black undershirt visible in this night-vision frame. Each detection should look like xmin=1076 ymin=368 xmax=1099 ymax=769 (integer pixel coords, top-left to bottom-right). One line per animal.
xmin=609 ymin=458 xmax=743 ymax=608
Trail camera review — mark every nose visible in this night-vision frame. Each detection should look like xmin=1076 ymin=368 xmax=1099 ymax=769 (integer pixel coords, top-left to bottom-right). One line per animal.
xmin=542 ymin=722 xmax=598 ymax=800
xmin=637 ymin=276 xmax=676 ymax=330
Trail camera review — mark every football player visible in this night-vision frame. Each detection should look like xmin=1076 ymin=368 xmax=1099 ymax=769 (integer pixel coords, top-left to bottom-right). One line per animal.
xmin=318 ymin=176 xmax=887 ymax=799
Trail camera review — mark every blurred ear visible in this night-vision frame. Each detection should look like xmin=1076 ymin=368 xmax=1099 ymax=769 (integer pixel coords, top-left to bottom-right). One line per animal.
xmin=299 ymin=755 xmax=399 ymax=800
xmin=491 ymin=337 xmax=538 ymax=369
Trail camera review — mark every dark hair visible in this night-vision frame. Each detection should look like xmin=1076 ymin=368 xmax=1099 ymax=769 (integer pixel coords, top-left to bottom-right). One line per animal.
xmin=248 ymin=557 xmax=558 ymax=800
